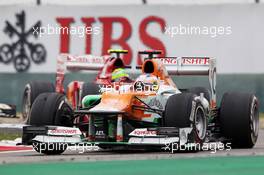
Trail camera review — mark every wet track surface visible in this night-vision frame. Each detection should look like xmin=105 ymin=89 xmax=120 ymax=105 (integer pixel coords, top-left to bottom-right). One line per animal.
xmin=1 ymin=130 xmax=264 ymax=164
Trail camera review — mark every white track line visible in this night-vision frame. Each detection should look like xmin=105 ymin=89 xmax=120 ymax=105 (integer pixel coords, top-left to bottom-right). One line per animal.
xmin=0 ymin=123 xmax=26 ymax=129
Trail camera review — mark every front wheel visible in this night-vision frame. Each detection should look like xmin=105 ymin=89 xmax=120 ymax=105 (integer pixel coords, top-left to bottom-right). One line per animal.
xmin=164 ymin=93 xmax=207 ymax=144
xmin=29 ymin=92 xmax=73 ymax=127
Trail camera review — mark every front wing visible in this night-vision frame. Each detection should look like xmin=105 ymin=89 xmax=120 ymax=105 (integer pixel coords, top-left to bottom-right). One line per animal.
xmin=22 ymin=126 xmax=195 ymax=149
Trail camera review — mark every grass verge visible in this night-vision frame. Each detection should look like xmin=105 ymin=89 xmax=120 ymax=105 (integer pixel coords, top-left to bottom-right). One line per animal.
xmin=0 ymin=133 xmax=21 ymax=141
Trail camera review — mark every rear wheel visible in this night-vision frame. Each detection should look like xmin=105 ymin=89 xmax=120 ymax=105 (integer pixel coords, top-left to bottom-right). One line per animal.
xmin=164 ymin=93 xmax=207 ymax=145
xmin=220 ymin=92 xmax=259 ymax=148
xmin=22 ymin=81 xmax=54 ymax=123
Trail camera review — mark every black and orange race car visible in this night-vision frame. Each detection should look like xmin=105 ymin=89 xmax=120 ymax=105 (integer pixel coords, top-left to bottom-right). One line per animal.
xmin=22 ymin=51 xmax=259 ymax=154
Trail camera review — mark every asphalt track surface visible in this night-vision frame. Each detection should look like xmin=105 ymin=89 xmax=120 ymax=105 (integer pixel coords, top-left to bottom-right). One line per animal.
xmin=0 ymin=130 xmax=264 ymax=165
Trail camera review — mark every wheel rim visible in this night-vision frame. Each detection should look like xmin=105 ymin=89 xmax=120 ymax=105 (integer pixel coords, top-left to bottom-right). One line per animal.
xmin=22 ymin=85 xmax=31 ymax=123
xmin=251 ymin=103 xmax=259 ymax=138
xmin=195 ymin=106 xmax=206 ymax=140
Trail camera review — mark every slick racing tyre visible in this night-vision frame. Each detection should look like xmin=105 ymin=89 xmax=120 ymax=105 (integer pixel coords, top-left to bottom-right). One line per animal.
xmin=164 ymin=93 xmax=207 ymax=144
xmin=29 ymin=92 xmax=73 ymax=127
xmin=81 ymin=82 xmax=100 ymax=99
xmin=22 ymin=81 xmax=54 ymax=123
xmin=220 ymin=92 xmax=259 ymax=148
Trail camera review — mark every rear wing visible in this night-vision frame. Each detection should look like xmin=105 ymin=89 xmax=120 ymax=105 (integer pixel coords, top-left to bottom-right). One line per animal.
xmin=56 ymin=54 xmax=107 ymax=93
xmin=56 ymin=53 xmax=216 ymax=107
xmin=157 ymin=57 xmax=213 ymax=75
xmin=56 ymin=52 xmax=129 ymax=93
xmin=156 ymin=57 xmax=216 ymax=107
xmin=58 ymin=54 xmax=106 ymax=72
xmin=59 ymin=49 xmax=129 ymax=71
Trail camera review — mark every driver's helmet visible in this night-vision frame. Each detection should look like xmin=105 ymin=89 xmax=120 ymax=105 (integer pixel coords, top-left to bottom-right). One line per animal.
xmin=111 ymin=68 xmax=129 ymax=82
xmin=134 ymin=74 xmax=159 ymax=91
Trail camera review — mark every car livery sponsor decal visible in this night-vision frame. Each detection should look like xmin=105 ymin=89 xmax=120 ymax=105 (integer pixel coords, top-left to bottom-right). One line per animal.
xmin=129 ymin=128 xmax=157 ymax=137
xmin=67 ymin=55 xmax=106 ymax=65
xmin=158 ymin=57 xmax=209 ymax=65
xmin=47 ymin=127 xmax=82 ymax=136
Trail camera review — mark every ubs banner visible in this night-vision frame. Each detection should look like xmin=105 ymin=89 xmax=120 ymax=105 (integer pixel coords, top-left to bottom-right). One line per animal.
xmin=0 ymin=5 xmax=264 ymax=74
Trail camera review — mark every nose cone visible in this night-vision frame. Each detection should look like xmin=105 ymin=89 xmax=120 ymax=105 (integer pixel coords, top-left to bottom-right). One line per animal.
xmin=89 ymin=92 xmax=133 ymax=113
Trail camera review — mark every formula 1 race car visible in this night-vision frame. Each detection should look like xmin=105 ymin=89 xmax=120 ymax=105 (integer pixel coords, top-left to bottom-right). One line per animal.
xmin=22 ymin=51 xmax=259 ymax=155
xmin=21 ymin=49 xmax=131 ymax=123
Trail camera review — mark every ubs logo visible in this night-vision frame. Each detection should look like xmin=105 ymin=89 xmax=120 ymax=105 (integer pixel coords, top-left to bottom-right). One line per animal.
xmin=0 ymin=10 xmax=46 ymax=72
